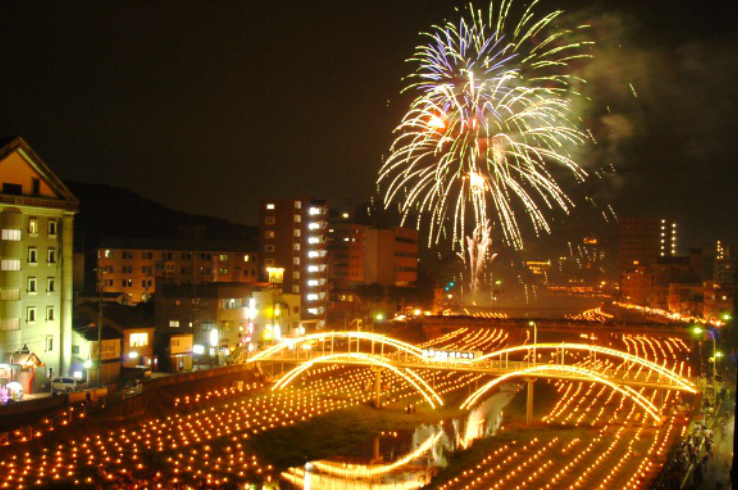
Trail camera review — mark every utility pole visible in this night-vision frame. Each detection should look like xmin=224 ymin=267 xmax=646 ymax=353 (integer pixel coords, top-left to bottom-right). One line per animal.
xmin=97 ymin=265 xmax=104 ymax=387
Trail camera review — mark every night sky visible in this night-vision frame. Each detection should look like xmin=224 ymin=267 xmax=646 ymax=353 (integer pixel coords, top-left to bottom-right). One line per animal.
xmin=1 ymin=1 xmax=736 ymax=249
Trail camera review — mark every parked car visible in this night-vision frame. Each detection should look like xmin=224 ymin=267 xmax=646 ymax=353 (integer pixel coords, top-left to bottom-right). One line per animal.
xmin=51 ymin=377 xmax=82 ymax=394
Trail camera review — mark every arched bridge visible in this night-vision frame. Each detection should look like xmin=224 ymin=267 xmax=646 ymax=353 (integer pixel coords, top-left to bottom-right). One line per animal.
xmin=247 ymin=331 xmax=697 ymax=424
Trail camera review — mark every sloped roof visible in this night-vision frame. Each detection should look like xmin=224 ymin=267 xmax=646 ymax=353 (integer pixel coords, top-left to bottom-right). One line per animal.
xmin=0 ymin=136 xmax=80 ymax=210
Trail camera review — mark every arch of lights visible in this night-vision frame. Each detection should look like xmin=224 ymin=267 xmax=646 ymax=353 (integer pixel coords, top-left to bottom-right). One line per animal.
xmin=248 ymin=331 xmax=425 ymax=363
xmin=472 ymin=343 xmax=696 ymax=393
xmin=310 ymin=431 xmax=443 ymax=479
xmin=460 ymin=364 xmax=663 ymax=423
xmin=272 ymin=352 xmax=445 ymax=408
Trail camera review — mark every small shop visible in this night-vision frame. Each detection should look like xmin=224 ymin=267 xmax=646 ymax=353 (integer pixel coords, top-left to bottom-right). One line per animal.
xmin=2 ymin=349 xmax=45 ymax=396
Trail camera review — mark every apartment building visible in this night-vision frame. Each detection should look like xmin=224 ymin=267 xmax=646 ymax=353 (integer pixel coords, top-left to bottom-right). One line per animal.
xmin=258 ymin=198 xmax=328 ymax=330
xmin=1 ymin=137 xmax=78 ymax=391
xmin=364 ymin=227 xmax=419 ymax=287
xmin=97 ymin=238 xmax=258 ymax=303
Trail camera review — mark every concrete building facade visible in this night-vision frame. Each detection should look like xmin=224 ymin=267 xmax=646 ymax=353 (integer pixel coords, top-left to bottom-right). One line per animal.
xmin=1 ymin=137 xmax=78 ymax=389
xmin=364 ymin=227 xmax=419 ymax=287
xmin=97 ymin=238 xmax=258 ymax=304
xmin=258 ymin=198 xmax=328 ymax=330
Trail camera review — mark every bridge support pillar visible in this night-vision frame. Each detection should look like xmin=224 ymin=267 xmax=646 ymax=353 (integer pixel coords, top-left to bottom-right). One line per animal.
xmin=374 ymin=368 xmax=383 ymax=409
xmin=526 ymin=378 xmax=535 ymax=425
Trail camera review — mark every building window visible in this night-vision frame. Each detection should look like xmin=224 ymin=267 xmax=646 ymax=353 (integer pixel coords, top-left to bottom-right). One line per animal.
xmin=265 ymin=231 xmax=275 ymax=239
xmin=264 ymin=258 xmax=275 ymax=266
xmin=294 ymin=215 xmax=301 ymax=223
xmin=45 ymin=277 xmax=55 ymax=293
xmin=243 ymin=255 xmax=250 ymax=262
xmin=293 ymin=285 xmax=300 ymax=293
xmin=266 ymin=203 xmax=275 ymax=210
xmin=307 ymin=294 xmax=318 ymax=301
xmin=293 ymin=257 xmax=300 ymax=265
xmin=103 ymin=249 xmax=113 ymax=258
xmin=293 ymin=243 xmax=300 ymax=251
xmin=0 ymin=259 xmax=20 ymax=271
xmin=47 ymin=248 xmax=57 ymax=264
xmin=169 ymin=320 xmax=180 ymax=328
xmin=31 ymin=178 xmax=41 ymax=195
xmin=265 ymin=245 xmax=275 ymax=253
xmin=27 ymin=307 xmax=37 ymax=323
xmin=45 ymin=336 xmax=53 ymax=351
xmin=308 ymin=237 xmax=320 ymax=244
xmin=28 ymin=247 xmax=38 ymax=264
xmin=219 ymin=267 xmax=230 ymax=275
xmin=28 ymin=277 xmax=37 ymax=293
xmin=308 ymin=222 xmax=320 ymax=230
xmin=46 ymin=306 xmax=55 ymax=321
xmin=29 ymin=218 xmax=38 ymax=235
xmin=1 ymin=229 xmax=21 ymax=241
xmin=294 ymin=201 xmax=301 ymax=209
xmin=293 ymin=271 xmax=300 ymax=279
xmin=130 ymin=332 xmax=149 ymax=347
xmin=72 ymin=345 xmax=80 ymax=355
xmin=48 ymin=220 xmax=57 ymax=236
xmin=265 ymin=217 xmax=276 ymax=225
xmin=309 ymin=207 xmax=322 ymax=215
xmin=294 ymin=229 xmax=301 ymax=237
xmin=308 ymin=251 xmax=319 ymax=258
xmin=122 ymin=279 xmax=132 ymax=287
xmin=217 ymin=254 xmax=227 ymax=261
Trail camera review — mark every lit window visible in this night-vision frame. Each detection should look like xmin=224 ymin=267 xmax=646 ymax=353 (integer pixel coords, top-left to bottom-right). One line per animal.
xmin=293 ymin=271 xmax=300 ymax=279
xmin=309 ymin=207 xmax=322 ymax=215
xmin=28 ymin=219 xmax=38 ymax=234
xmin=308 ymin=237 xmax=320 ymax=244
xmin=308 ymin=222 xmax=320 ymax=230
xmin=28 ymin=247 xmax=38 ymax=263
xmin=343 ymin=237 xmax=350 ymax=242
xmin=294 ymin=201 xmax=301 ymax=209
xmin=48 ymin=220 xmax=57 ymax=236
xmin=293 ymin=243 xmax=300 ymax=251
xmin=307 ymin=308 xmax=318 ymax=315
xmin=265 ymin=217 xmax=275 ymax=224
xmin=264 ymin=258 xmax=275 ymax=266
xmin=308 ymin=265 xmax=319 ymax=272
xmin=1 ymin=229 xmax=21 ymax=241
xmin=265 ymin=245 xmax=275 ymax=252
xmin=294 ymin=215 xmax=301 ymax=223
xmin=243 ymin=255 xmax=250 ymax=262
xmin=307 ymin=294 xmax=319 ymax=301
xmin=294 ymin=229 xmax=301 ymax=237
xmin=307 ymin=280 xmax=318 ymax=286
xmin=293 ymin=257 xmax=300 ymax=265
xmin=169 ymin=320 xmax=180 ymax=328
xmin=266 ymin=203 xmax=275 ymax=210
xmin=265 ymin=231 xmax=275 ymax=239
xmin=104 ymin=249 xmax=113 ymax=258
xmin=130 ymin=332 xmax=149 ymax=347
xmin=293 ymin=285 xmax=300 ymax=293
xmin=308 ymin=251 xmax=319 ymax=258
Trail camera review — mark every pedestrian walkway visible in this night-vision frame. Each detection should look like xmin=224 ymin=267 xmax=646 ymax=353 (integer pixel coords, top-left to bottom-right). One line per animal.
xmin=701 ymin=392 xmax=734 ymax=489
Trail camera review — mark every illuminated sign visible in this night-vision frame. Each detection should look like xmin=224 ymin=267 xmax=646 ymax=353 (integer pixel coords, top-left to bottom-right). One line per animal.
xmin=422 ymin=349 xmax=478 ymax=361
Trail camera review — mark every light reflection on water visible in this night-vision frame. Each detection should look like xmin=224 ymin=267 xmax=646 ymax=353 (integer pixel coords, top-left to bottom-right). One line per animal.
xmin=281 ymin=389 xmax=516 ymax=490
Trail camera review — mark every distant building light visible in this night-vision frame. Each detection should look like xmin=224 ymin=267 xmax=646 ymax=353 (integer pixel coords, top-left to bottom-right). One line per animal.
xmin=128 ymin=351 xmax=139 ymax=360
xmin=308 ymin=237 xmax=321 ymax=244
xmin=342 ymin=212 xmax=349 ymax=219
xmin=309 ymin=222 xmax=320 ymax=230
xmin=266 ymin=203 xmax=275 ymax=210
xmin=309 ymin=207 xmax=322 ymax=215
xmin=308 ymin=251 xmax=320 ymax=258
xmin=193 ymin=344 xmax=205 ymax=355
xmin=307 ymin=294 xmax=319 ymax=301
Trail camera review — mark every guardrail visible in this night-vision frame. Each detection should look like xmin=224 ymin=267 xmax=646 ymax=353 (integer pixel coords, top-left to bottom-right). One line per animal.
xmin=0 ymin=384 xmax=143 ymax=448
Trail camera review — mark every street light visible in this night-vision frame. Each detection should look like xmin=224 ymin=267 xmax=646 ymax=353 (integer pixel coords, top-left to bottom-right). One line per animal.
xmin=528 ymin=321 xmax=537 ymax=365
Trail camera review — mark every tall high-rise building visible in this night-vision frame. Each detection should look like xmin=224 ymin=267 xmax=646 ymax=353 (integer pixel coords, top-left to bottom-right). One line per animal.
xmin=619 ymin=217 xmax=678 ymax=304
xmin=714 ymin=240 xmax=734 ymax=286
xmin=1 ymin=137 xmax=79 ymax=387
xmin=259 ymin=198 xmax=328 ymax=330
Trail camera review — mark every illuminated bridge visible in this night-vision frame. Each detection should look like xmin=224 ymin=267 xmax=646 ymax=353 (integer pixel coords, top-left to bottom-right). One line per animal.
xmin=247 ymin=331 xmax=697 ymax=424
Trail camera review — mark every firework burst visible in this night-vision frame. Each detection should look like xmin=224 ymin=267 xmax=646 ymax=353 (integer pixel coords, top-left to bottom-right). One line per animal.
xmin=379 ymin=0 xmax=593 ymax=249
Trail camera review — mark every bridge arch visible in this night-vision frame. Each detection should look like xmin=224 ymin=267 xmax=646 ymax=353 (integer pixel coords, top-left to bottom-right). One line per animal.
xmin=473 ymin=343 xmax=696 ymax=393
xmin=249 ymin=331 xmax=425 ymax=364
xmin=460 ymin=364 xmax=662 ymax=423
xmin=272 ymin=352 xmax=444 ymax=408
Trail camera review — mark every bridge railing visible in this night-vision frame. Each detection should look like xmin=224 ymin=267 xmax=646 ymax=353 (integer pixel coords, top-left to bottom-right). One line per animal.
xmin=260 ymin=346 xmax=693 ymax=390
